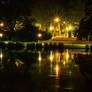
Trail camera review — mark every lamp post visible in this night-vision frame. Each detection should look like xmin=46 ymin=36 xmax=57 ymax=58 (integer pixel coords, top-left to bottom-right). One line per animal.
xmin=0 ymin=22 xmax=4 ymax=28
xmin=38 ymin=33 xmax=42 ymax=38
xmin=38 ymin=33 xmax=42 ymax=41
xmin=54 ymin=17 xmax=61 ymax=37
xmin=0 ymin=33 xmax=3 ymax=41
xmin=0 ymin=22 xmax=4 ymax=41
xmin=50 ymin=26 xmax=54 ymax=38
xmin=66 ymin=25 xmax=73 ymax=38
xmin=0 ymin=33 xmax=3 ymax=38
xmin=50 ymin=26 xmax=54 ymax=31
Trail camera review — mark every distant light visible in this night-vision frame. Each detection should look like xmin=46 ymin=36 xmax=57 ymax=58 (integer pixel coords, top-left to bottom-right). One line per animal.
xmin=63 ymin=61 xmax=66 ymax=65
xmin=66 ymin=52 xmax=69 ymax=60
xmin=0 ymin=33 xmax=3 ymax=37
xmin=69 ymin=26 xmax=72 ymax=30
xmin=54 ymin=17 xmax=60 ymax=22
xmin=38 ymin=52 xmax=42 ymax=61
xmin=0 ymin=22 xmax=4 ymax=27
xmin=50 ymin=55 xmax=53 ymax=61
xmin=66 ymin=27 xmax=69 ymax=31
xmin=66 ymin=26 xmax=73 ymax=31
xmin=50 ymin=51 xmax=53 ymax=61
xmin=0 ymin=53 xmax=3 ymax=58
xmin=63 ymin=21 xmax=66 ymax=24
xmin=38 ymin=56 xmax=42 ymax=61
xmin=38 ymin=33 xmax=42 ymax=38
xmin=56 ymin=65 xmax=59 ymax=71
xmin=50 ymin=26 xmax=54 ymax=31
xmin=55 ymin=64 xmax=60 ymax=77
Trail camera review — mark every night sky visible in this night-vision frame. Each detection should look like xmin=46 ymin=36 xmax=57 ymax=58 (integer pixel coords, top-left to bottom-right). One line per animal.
xmin=32 ymin=0 xmax=86 ymax=24
xmin=0 ymin=0 xmax=86 ymax=24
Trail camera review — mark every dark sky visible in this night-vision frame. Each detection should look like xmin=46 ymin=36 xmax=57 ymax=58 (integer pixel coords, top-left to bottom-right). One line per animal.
xmin=32 ymin=0 xmax=86 ymax=24
xmin=0 ymin=0 xmax=86 ymax=24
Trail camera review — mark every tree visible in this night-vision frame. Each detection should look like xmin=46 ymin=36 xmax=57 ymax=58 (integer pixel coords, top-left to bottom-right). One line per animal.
xmin=6 ymin=17 xmax=52 ymax=42
xmin=77 ymin=0 xmax=92 ymax=40
xmin=0 ymin=0 xmax=34 ymax=32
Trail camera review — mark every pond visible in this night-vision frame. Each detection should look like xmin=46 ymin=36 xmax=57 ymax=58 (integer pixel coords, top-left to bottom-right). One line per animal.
xmin=0 ymin=48 xmax=92 ymax=92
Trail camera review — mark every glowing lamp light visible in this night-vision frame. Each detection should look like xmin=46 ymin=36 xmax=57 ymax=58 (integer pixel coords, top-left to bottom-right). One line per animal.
xmin=0 ymin=22 xmax=4 ymax=27
xmin=55 ymin=64 xmax=60 ymax=78
xmin=66 ymin=27 xmax=69 ymax=31
xmin=0 ymin=53 xmax=3 ymax=58
xmin=38 ymin=56 xmax=42 ymax=61
xmin=0 ymin=33 xmax=3 ymax=37
xmin=69 ymin=26 xmax=72 ymax=30
xmin=50 ymin=26 xmax=54 ymax=31
xmin=55 ymin=64 xmax=60 ymax=73
xmin=63 ymin=61 xmax=66 ymax=65
xmin=63 ymin=21 xmax=66 ymax=24
xmin=38 ymin=52 xmax=42 ymax=62
xmin=66 ymin=53 xmax=69 ymax=60
xmin=38 ymin=33 xmax=42 ymax=38
xmin=56 ymin=65 xmax=59 ymax=71
xmin=50 ymin=56 xmax=53 ymax=61
xmin=50 ymin=51 xmax=53 ymax=62
xmin=54 ymin=17 xmax=60 ymax=22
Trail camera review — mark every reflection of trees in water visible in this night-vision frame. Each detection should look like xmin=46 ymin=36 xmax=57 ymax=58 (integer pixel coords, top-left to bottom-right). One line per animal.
xmin=76 ymin=54 xmax=92 ymax=80
xmin=1 ymin=50 xmax=38 ymax=72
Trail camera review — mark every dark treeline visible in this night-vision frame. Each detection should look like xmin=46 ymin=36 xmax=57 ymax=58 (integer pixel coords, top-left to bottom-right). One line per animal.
xmin=0 ymin=0 xmax=52 ymax=42
xmin=77 ymin=0 xmax=92 ymax=40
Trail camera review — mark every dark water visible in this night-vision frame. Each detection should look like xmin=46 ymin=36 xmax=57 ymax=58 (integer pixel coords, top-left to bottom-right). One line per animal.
xmin=0 ymin=48 xmax=92 ymax=92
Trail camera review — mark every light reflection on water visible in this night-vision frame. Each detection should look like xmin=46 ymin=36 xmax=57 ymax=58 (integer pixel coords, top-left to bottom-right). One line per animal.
xmin=0 ymin=48 xmax=92 ymax=92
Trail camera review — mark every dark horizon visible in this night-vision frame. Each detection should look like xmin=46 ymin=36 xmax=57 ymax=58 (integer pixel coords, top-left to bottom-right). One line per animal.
xmin=0 ymin=0 xmax=87 ymax=24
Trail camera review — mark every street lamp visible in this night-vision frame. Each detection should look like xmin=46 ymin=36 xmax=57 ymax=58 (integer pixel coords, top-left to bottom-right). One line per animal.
xmin=54 ymin=17 xmax=60 ymax=23
xmin=69 ymin=26 xmax=72 ymax=30
xmin=0 ymin=33 xmax=3 ymax=38
xmin=54 ymin=17 xmax=61 ymax=37
xmin=38 ymin=33 xmax=42 ymax=38
xmin=0 ymin=22 xmax=4 ymax=27
xmin=50 ymin=26 xmax=54 ymax=31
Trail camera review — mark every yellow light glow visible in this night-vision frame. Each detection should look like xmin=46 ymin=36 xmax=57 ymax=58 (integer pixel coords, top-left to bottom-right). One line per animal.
xmin=56 ymin=65 xmax=59 ymax=71
xmin=38 ymin=52 xmax=42 ymax=62
xmin=54 ymin=17 xmax=60 ymax=22
xmin=63 ymin=21 xmax=66 ymax=24
xmin=55 ymin=52 xmax=60 ymax=63
xmin=66 ymin=27 xmax=69 ymax=31
xmin=50 ymin=26 xmax=54 ymax=30
xmin=66 ymin=52 xmax=69 ymax=60
xmin=69 ymin=26 xmax=72 ymax=30
xmin=50 ymin=51 xmax=53 ymax=62
xmin=0 ymin=33 xmax=3 ymax=37
xmin=55 ymin=64 xmax=60 ymax=77
xmin=0 ymin=22 xmax=4 ymax=27
xmin=50 ymin=56 xmax=53 ymax=61
xmin=0 ymin=53 xmax=3 ymax=58
xmin=38 ymin=33 xmax=42 ymax=38
xmin=38 ymin=56 xmax=42 ymax=61
xmin=63 ymin=61 xmax=66 ymax=65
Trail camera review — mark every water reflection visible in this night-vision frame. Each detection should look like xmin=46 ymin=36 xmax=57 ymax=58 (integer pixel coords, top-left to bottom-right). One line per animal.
xmin=0 ymin=48 xmax=92 ymax=91
xmin=0 ymin=49 xmax=3 ymax=64
xmin=15 ymin=59 xmax=24 ymax=67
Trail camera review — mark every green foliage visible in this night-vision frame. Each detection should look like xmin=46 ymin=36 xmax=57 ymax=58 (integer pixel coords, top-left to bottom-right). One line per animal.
xmin=5 ymin=19 xmax=52 ymax=42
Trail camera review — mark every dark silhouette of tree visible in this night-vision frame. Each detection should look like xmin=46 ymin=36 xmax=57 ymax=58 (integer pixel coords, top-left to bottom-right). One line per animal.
xmin=0 ymin=0 xmax=34 ymax=31
xmin=77 ymin=0 xmax=92 ymax=40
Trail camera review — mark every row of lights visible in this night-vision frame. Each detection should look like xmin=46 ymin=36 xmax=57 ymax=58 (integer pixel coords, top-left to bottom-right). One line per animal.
xmin=0 ymin=22 xmax=4 ymax=38
xmin=49 ymin=17 xmax=73 ymax=31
